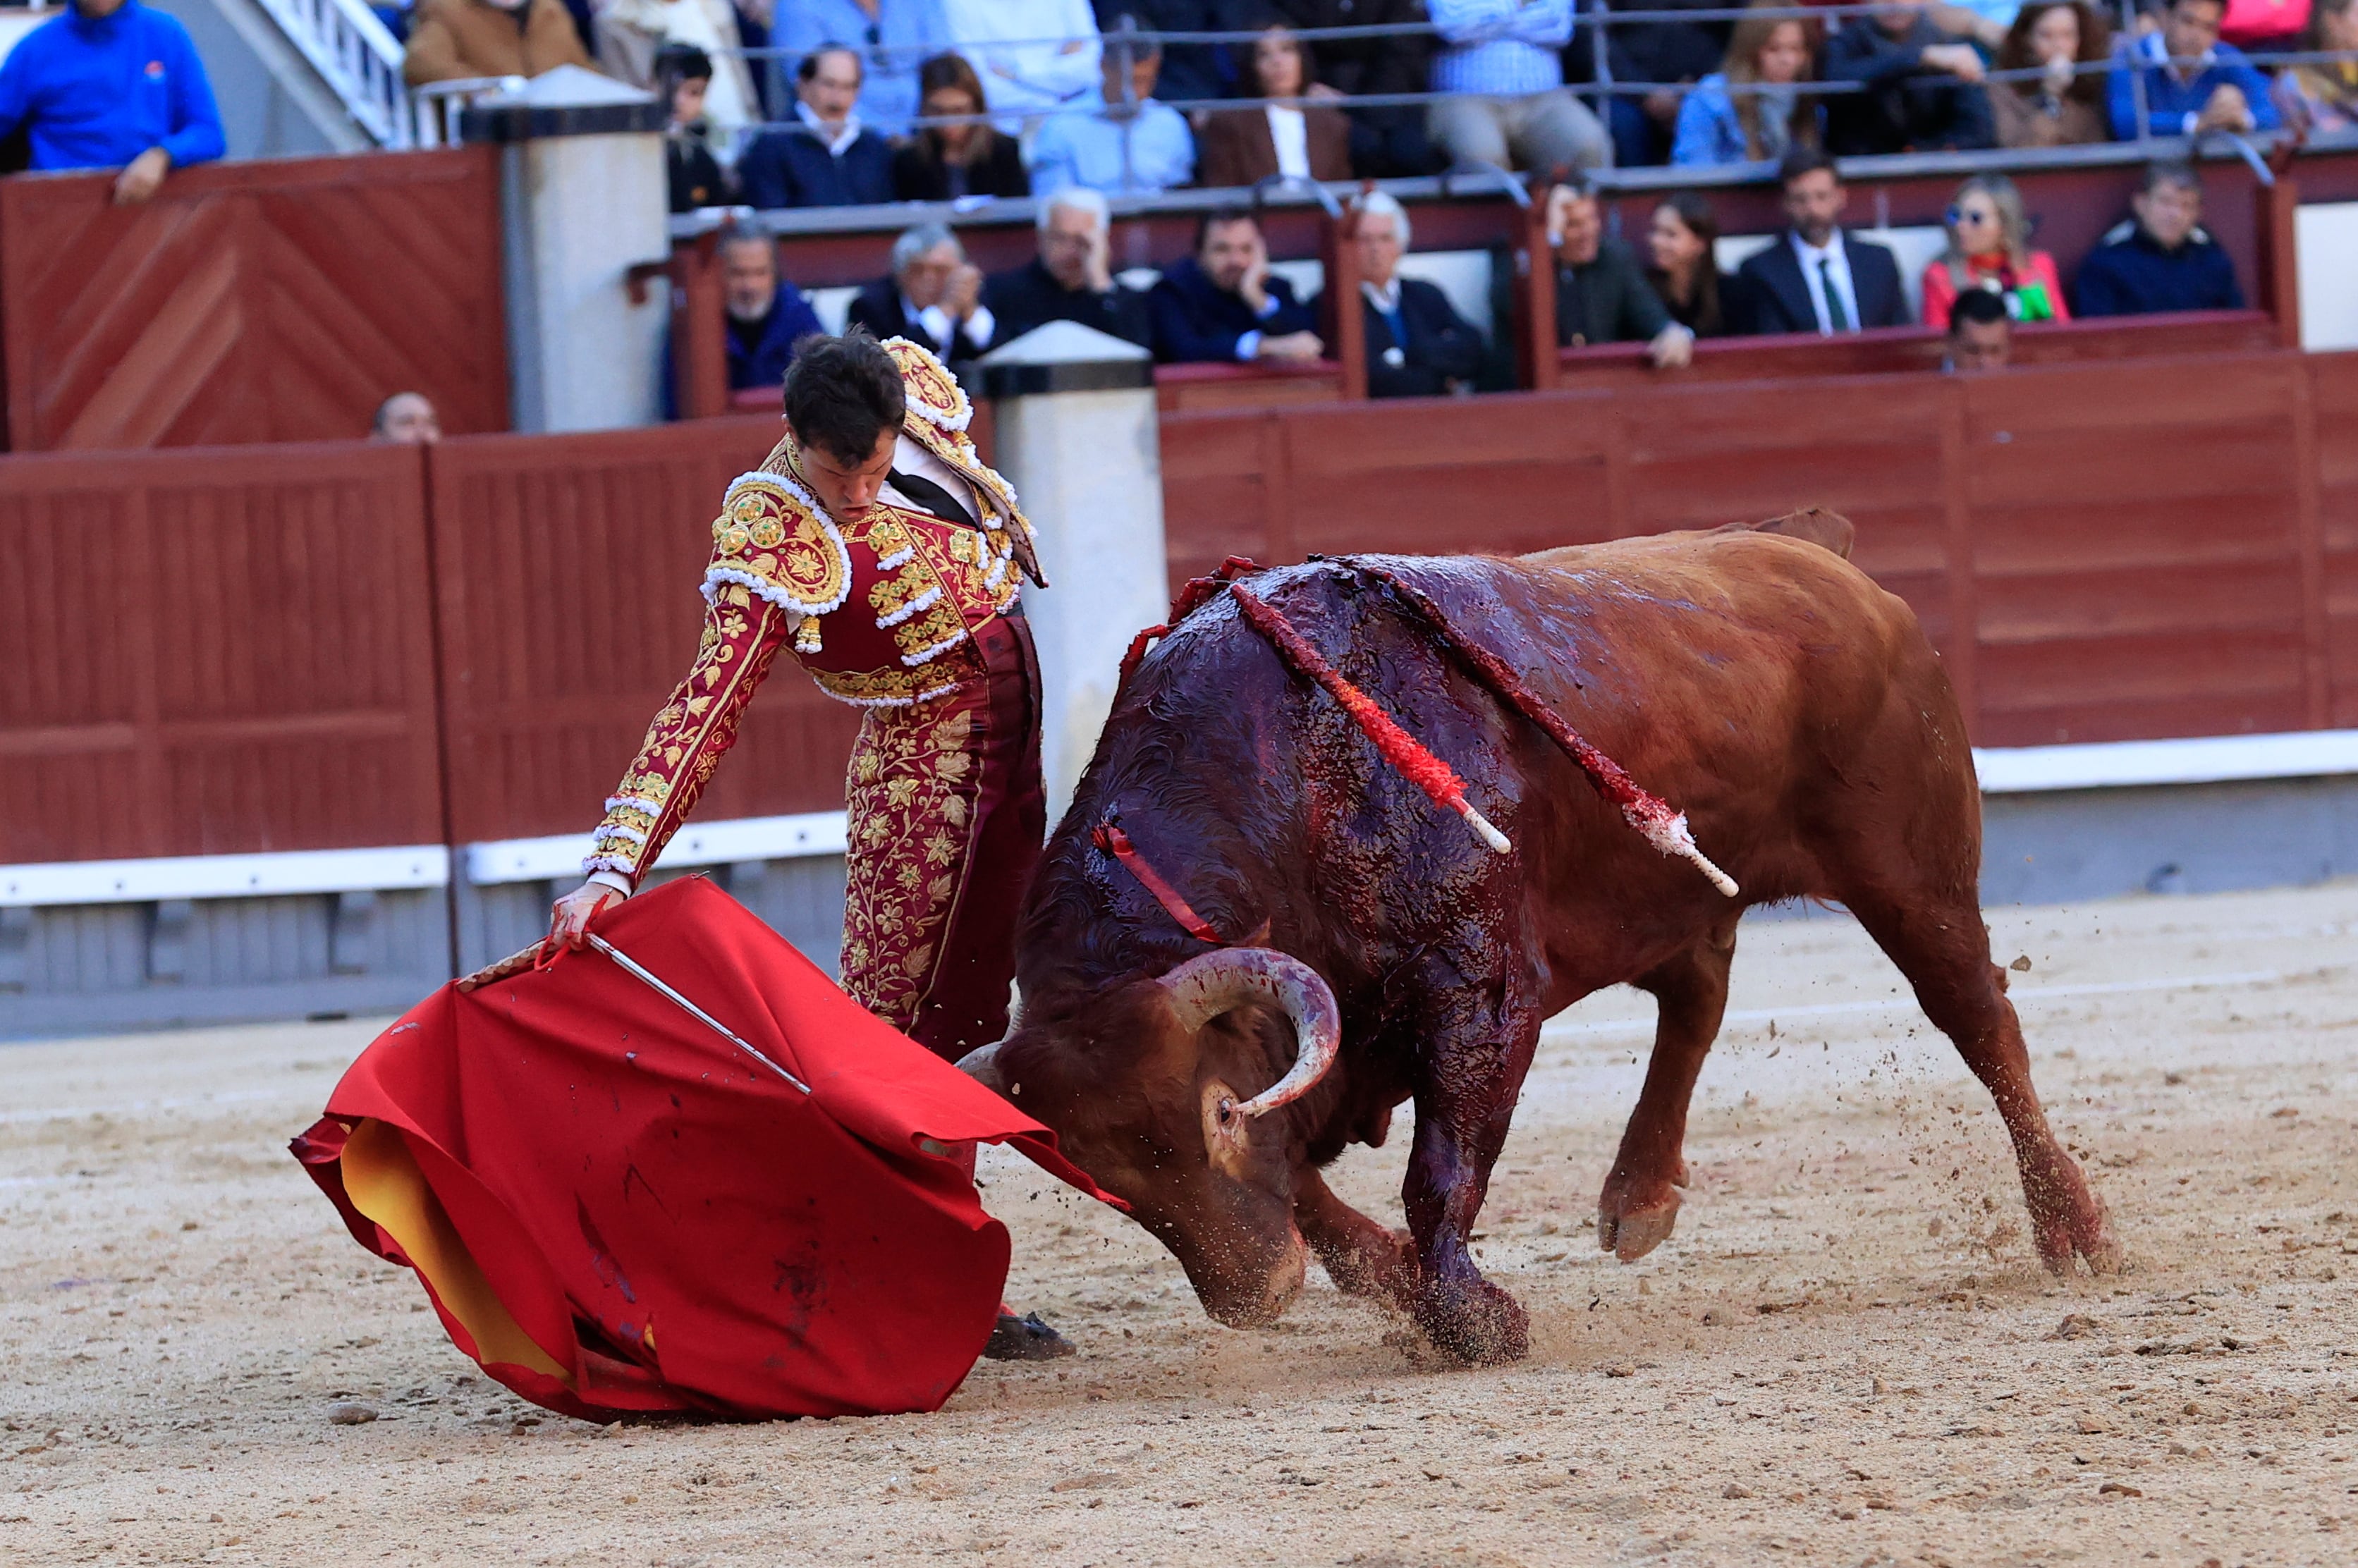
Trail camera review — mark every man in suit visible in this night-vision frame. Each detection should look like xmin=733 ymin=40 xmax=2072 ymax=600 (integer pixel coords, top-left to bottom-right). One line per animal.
xmin=738 ymin=44 xmax=896 ymax=209
xmin=1548 ymin=180 xmax=1694 ymax=368
xmin=1352 ymin=192 xmax=1483 ymax=398
xmin=719 ymin=227 xmax=826 ymax=391
xmin=1147 ymin=207 xmax=1324 ymax=364
xmin=982 ymin=186 xmax=1154 ymax=349
xmin=848 ymin=223 xmax=996 ymax=367
xmin=1734 ymin=147 xmax=1909 ymax=336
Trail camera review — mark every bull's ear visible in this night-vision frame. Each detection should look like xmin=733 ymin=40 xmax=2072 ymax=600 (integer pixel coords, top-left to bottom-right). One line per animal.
xmin=956 ymin=1039 xmax=1010 ymax=1096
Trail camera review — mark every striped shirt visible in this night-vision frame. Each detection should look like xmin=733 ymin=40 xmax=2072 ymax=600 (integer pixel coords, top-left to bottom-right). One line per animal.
xmin=1427 ymin=0 xmax=1572 ymax=97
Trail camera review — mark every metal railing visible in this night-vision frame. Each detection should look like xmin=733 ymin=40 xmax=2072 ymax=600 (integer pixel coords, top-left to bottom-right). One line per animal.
xmin=250 ymin=0 xmax=415 ymax=145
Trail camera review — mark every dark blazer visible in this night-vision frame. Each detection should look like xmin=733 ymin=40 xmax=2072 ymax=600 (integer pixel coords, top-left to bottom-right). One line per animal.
xmin=1822 ymin=16 xmax=1996 ymax=155
xmin=1556 ymin=238 xmax=1672 ymax=347
xmin=2073 ymin=223 xmax=2245 ymax=317
xmin=737 ymin=123 xmax=895 ymax=210
xmin=845 ymin=277 xmax=994 ymax=362
xmin=666 ymin=133 xmax=731 ymax=214
xmin=891 ymin=133 xmax=1031 ymax=202
xmin=1146 ymin=255 xmax=1318 ymax=364
xmin=725 ymin=283 xmax=827 ymax=391
xmin=1360 ymin=277 xmax=1484 ymax=399
xmin=1733 ymin=231 xmax=1909 ymax=335
xmin=982 ymin=257 xmax=1154 ymax=349
xmin=1194 ymin=104 xmax=1353 ymax=189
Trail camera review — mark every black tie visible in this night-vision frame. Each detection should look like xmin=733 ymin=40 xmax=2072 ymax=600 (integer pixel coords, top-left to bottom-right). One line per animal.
xmin=887 ymin=468 xmax=975 ymax=528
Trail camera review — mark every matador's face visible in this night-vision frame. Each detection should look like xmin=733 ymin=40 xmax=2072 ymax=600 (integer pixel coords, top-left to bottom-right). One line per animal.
xmin=794 ymin=425 xmax=897 ymax=522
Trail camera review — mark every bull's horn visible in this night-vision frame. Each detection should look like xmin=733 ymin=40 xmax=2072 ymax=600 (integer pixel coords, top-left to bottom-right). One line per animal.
xmin=1157 ymin=949 xmax=1340 ymax=1118
xmin=956 ymin=1039 xmax=1008 ymax=1094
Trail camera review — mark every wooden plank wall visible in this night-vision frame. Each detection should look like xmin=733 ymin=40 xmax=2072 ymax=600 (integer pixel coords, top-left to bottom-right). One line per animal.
xmin=426 ymin=416 xmax=861 ymax=845
xmin=0 ymin=150 xmax=506 ymax=453
xmin=0 ymin=443 xmax=447 ymax=861
xmin=1163 ymin=350 xmax=2358 ymax=748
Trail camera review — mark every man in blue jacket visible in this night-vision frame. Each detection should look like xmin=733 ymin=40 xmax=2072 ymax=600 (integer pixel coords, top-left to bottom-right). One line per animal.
xmin=2074 ymin=162 xmax=2245 ymax=317
xmin=719 ymin=227 xmax=826 ymax=391
xmin=0 ymin=0 xmax=224 ymax=202
xmin=737 ymin=43 xmax=895 ymax=210
xmin=2107 ymin=0 xmax=2280 ymax=140
xmin=1147 ymin=209 xmax=1324 ymax=365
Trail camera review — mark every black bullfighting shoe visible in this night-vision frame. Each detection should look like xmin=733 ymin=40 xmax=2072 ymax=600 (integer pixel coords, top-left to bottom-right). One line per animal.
xmin=982 ymin=1311 xmax=1075 ymax=1361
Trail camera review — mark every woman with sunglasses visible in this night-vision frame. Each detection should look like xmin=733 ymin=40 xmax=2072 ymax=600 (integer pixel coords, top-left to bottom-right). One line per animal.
xmin=1921 ymin=173 xmax=2070 ymax=332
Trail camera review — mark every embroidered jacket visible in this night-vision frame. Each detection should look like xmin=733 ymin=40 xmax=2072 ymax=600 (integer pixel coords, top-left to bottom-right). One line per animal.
xmin=585 ymin=338 xmax=1041 ymax=888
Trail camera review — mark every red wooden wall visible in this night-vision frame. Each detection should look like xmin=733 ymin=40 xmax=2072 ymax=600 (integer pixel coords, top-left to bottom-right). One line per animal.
xmin=1163 ymin=350 xmax=2358 ymax=749
xmin=0 ymin=149 xmax=506 ymax=453
xmin=0 ymin=442 xmax=446 ymax=861
xmin=427 ymin=416 xmax=860 ymax=845
xmin=4 ymin=348 xmax=2354 ymax=865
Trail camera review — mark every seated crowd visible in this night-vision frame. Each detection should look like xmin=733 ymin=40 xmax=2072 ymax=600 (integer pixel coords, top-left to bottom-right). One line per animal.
xmin=720 ymin=144 xmax=2247 ymax=408
xmin=455 ymin=0 xmax=2352 ymax=218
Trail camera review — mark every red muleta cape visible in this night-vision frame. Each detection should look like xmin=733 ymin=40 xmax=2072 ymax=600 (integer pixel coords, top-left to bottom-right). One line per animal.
xmin=291 ymin=876 xmax=1118 ymax=1422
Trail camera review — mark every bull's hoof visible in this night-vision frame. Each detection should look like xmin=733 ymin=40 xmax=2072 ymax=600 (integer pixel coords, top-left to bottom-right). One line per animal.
xmin=2030 ymin=1180 xmax=2122 ymax=1278
xmin=1413 ymin=1278 xmax=1529 ymax=1366
xmin=1596 ymin=1177 xmax=1683 ymax=1263
xmin=1322 ymin=1226 xmax=1420 ymax=1312
xmin=982 ymin=1311 xmax=1076 ymax=1361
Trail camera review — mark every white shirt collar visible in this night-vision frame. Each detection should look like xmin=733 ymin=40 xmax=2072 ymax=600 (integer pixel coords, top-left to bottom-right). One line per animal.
xmin=1362 ymin=276 xmax=1402 ymax=313
xmin=1791 ymin=231 xmax=1843 ymax=264
xmin=797 ymin=101 xmax=862 ymax=157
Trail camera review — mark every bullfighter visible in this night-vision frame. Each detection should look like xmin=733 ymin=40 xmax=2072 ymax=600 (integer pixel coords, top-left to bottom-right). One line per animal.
xmin=544 ymin=329 xmax=1068 ymax=1360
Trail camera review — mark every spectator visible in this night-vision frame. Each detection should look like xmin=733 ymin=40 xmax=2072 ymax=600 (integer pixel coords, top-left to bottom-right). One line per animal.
xmin=1269 ymin=0 xmax=1438 ymax=176
xmin=1197 ymin=23 xmax=1352 ymax=188
xmin=1644 ymin=191 xmax=1733 ymax=337
xmin=372 ymin=392 xmax=443 ymax=443
xmin=2108 ymin=0 xmax=2282 ymax=137
xmin=738 ymin=44 xmax=897 ymax=209
xmin=943 ymin=0 xmax=1101 ymax=124
xmin=1096 ymin=0 xmax=1231 ymax=108
xmin=657 ymin=45 xmax=732 ymax=212
xmin=1147 ymin=207 xmax=1323 ymax=363
xmin=1943 ymin=288 xmax=2012 ymax=372
xmin=893 ymin=51 xmax=1030 ymax=200
xmin=778 ymin=0 xmax=947 ymax=137
xmin=0 ymin=0 xmax=223 ymax=201
xmin=1548 ymin=180 xmax=1693 ymax=367
xmin=1029 ymin=20 xmax=1195 ymax=194
xmin=717 ymin=227 xmax=827 ymax=391
xmin=1823 ymin=1 xmax=1996 ymax=154
xmin=2074 ymin=161 xmax=2245 ymax=316
xmin=1733 ymin=147 xmax=1909 ymax=333
xmin=1991 ymin=1 xmax=2111 ymax=147
xmin=848 ymin=222 xmax=997 ymax=363
xmin=2284 ymin=0 xmax=2358 ymax=130
xmin=1670 ymin=1 xmax=1821 ymax=167
xmin=1595 ymin=0 xmax=1733 ymax=167
xmin=1425 ymin=0 xmax=1613 ymax=176
xmin=408 ymin=0 xmax=594 ymax=85
xmin=1351 ymin=191 xmax=1484 ymax=398
xmin=591 ymin=0 xmax=756 ymax=145
xmin=982 ymin=185 xmax=1154 ymax=347
xmin=1921 ymin=173 xmax=2068 ymax=330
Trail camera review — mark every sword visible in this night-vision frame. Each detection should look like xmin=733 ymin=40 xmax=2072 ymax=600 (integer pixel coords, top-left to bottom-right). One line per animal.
xmin=584 ymin=933 xmax=813 ymax=1097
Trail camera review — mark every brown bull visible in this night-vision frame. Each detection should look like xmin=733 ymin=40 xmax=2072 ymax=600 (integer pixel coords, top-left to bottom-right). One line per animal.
xmin=963 ymin=515 xmax=2118 ymax=1364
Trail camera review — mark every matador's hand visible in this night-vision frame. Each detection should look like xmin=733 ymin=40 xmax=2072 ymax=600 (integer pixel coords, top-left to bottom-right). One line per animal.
xmin=549 ymin=881 xmax=624 ymax=950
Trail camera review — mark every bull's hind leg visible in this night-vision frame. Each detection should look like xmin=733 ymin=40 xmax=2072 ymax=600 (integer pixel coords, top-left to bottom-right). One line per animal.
xmin=1597 ymin=917 xmax=1740 ymax=1262
xmin=1401 ymin=975 xmax=1546 ymax=1364
xmin=1845 ymin=888 xmax=2120 ymax=1275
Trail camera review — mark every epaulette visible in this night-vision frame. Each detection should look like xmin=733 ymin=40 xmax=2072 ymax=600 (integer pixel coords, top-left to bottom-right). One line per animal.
xmin=702 ymin=470 xmax=853 ymax=620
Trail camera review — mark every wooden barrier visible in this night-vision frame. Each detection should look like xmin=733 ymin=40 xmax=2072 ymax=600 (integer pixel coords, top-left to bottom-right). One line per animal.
xmin=1161 ymin=348 xmax=2358 ymax=748
xmin=424 ymin=417 xmax=860 ymax=847
xmin=0 ymin=441 xmax=447 ymax=859
xmin=0 ymin=149 xmax=507 ymax=453
xmin=5 ymin=347 xmax=2354 ymax=865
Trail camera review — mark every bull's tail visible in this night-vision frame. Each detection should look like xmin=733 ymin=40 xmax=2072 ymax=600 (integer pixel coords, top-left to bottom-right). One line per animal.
xmin=1742 ymin=507 xmax=1855 ymax=559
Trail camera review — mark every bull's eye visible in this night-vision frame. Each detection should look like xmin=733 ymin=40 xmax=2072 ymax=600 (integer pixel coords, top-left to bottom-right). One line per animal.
xmin=1216 ymin=1097 xmax=1238 ymax=1127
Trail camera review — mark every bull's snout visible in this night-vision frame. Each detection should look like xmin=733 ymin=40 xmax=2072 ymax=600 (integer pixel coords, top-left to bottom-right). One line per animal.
xmin=1195 ymin=1224 xmax=1308 ymax=1329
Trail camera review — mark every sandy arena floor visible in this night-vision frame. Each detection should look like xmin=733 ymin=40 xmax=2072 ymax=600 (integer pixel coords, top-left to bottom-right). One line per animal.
xmin=4 ymin=883 xmax=2356 ymax=1567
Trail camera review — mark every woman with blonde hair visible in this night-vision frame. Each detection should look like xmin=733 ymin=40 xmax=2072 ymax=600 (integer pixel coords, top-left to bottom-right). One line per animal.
xmin=1920 ymin=173 xmax=2070 ymax=331
xmin=1670 ymin=1 xmax=1822 ymax=166
xmin=1991 ymin=1 xmax=2112 ymax=147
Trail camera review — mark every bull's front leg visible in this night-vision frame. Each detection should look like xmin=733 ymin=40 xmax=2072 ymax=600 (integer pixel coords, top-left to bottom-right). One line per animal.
xmin=1402 ymin=993 xmax=1543 ymax=1364
xmin=1295 ymin=1166 xmax=1417 ymax=1311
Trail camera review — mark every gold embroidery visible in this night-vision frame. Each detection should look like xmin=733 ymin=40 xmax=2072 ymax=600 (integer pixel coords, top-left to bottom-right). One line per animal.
xmin=707 ymin=474 xmax=850 ymax=616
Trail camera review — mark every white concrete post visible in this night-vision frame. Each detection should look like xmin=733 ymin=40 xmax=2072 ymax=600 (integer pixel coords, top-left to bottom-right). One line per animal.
xmin=465 ymin=66 xmax=670 ymax=433
xmin=979 ymin=323 xmax=1166 ymax=823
